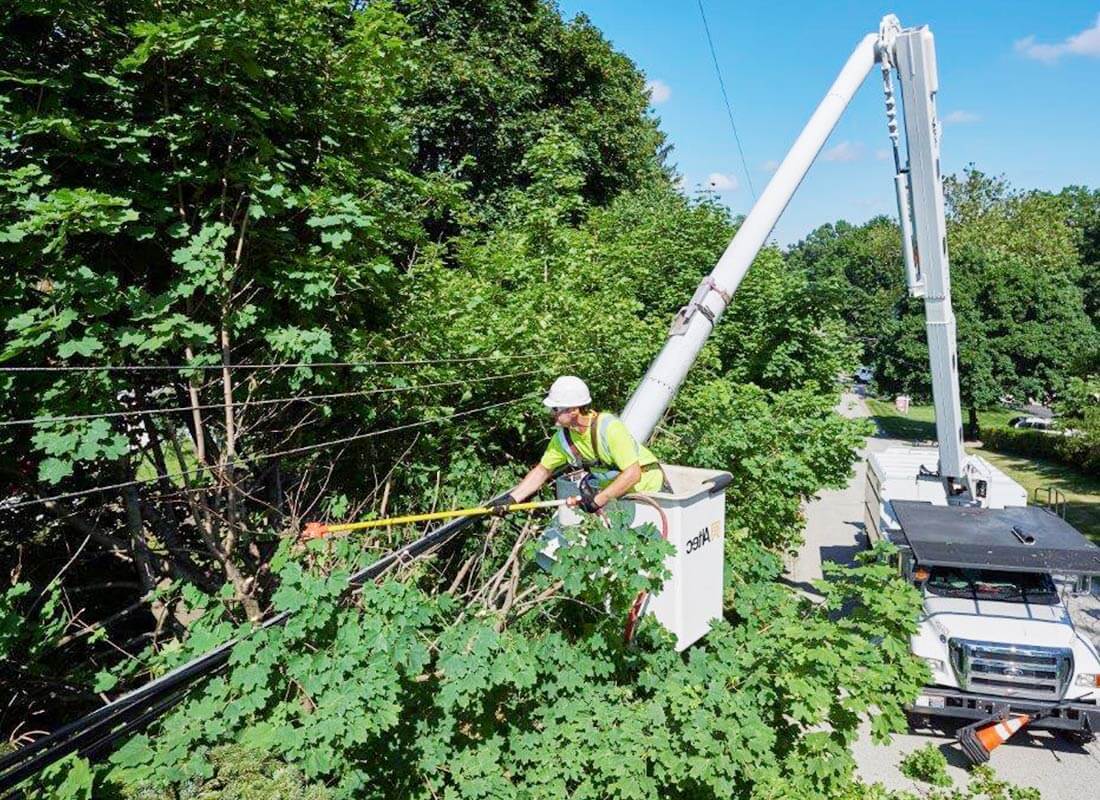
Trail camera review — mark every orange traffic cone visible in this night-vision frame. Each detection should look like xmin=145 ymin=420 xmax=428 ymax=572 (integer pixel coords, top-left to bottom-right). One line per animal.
xmin=959 ymin=714 xmax=1031 ymax=764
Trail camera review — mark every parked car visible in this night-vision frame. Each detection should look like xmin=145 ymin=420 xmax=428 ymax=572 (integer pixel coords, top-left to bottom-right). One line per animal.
xmin=855 ymin=365 xmax=874 ymax=383
xmin=1009 ymin=416 xmax=1053 ymax=431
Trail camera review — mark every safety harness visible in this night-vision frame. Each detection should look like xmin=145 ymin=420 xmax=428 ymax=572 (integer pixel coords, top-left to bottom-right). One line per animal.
xmin=556 ymin=412 xmax=661 ymax=486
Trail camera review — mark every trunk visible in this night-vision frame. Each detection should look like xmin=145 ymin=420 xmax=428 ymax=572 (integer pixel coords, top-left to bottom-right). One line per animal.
xmin=123 ymin=487 xmax=170 ymax=635
xmin=220 ymin=321 xmax=239 ymax=539
xmin=164 ymin=417 xmax=261 ymax=621
xmin=183 ymin=341 xmax=208 ymax=466
xmin=967 ymin=406 xmax=980 ymax=442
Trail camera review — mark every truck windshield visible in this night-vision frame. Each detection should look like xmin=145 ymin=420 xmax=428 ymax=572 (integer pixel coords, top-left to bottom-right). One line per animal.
xmin=923 ymin=567 xmax=1059 ymax=604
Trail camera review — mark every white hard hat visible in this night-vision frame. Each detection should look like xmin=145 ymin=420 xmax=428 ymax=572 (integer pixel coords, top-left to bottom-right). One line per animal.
xmin=543 ymin=375 xmax=592 ymax=408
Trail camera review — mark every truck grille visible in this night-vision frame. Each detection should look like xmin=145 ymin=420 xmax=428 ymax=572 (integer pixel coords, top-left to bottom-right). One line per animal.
xmin=948 ymin=639 xmax=1073 ymax=701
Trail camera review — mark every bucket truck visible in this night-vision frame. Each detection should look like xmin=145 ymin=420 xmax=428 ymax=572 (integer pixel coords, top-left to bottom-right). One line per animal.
xmin=558 ymin=14 xmax=1100 ymax=740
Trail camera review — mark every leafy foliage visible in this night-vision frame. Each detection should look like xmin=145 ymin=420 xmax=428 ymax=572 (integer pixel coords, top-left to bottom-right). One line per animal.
xmin=393 ymin=0 xmax=667 ymax=210
xmin=897 ymin=743 xmax=951 ymax=787
xmin=76 ymin=534 xmax=924 ymax=800
xmin=124 ymin=745 xmax=333 ymax=800
xmin=793 ymin=169 xmax=1099 ymax=417
xmin=849 ymin=764 xmax=1041 ymax=800
xmin=0 ymin=580 xmax=67 ymax=661
xmin=658 ymin=381 xmax=869 ymax=549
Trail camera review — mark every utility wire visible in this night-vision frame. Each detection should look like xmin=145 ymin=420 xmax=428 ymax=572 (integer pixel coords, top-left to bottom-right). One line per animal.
xmin=2 ymin=394 xmax=538 ymax=512
xmin=242 ymin=394 xmax=538 ymax=463
xmin=0 ymin=499 xmax=489 ymax=793
xmin=0 ymin=350 xmax=594 ymax=374
xmin=0 ymin=369 xmax=543 ymax=428
xmin=696 ymin=0 xmax=756 ymax=200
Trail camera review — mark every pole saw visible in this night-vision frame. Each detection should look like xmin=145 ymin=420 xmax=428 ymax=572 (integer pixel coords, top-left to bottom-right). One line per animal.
xmin=302 ymin=498 xmax=570 ymax=540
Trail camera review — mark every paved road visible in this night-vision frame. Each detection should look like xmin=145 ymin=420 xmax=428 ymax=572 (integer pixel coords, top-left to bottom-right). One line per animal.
xmin=789 ymin=391 xmax=1100 ymax=796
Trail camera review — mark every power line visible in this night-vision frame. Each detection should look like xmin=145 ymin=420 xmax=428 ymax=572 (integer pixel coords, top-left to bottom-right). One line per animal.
xmin=241 ymin=394 xmax=538 ymax=463
xmin=0 ymin=350 xmax=592 ymax=374
xmin=696 ymin=0 xmax=756 ymax=200
xmin=0 ymin=369 xmax=543 ymax=428
xmin=0 ymin=495 xmax=491 ymax=792
xmin=2 ymin=394 xmax=538 ymax=512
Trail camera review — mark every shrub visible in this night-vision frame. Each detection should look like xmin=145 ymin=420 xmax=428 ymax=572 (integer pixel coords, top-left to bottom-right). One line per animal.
xmin=982 ymin=426 xmax=1100 ymax=475
xmin=118 ymin=746 xmax=332 ymax=800
xmin=898 ymin=743 xmax=951 ymax=787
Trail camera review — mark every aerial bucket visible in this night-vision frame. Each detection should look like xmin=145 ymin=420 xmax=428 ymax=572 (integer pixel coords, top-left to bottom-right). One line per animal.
xmin=537 ymin=464 xmax=730 ymax=651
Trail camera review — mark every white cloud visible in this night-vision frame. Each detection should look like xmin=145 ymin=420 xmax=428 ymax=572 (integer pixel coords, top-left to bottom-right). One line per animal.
xmin=874 ymin=148 xmax=891 ymax=161
xmin=644 ymin=79 xmax=671 ymax=104
xmin=706 ymin=172 xmax=739 ymax=191
xmin=1015 ymin=14 xmax=1100 ymax=63
xmin=759 ymin=159 xmax=780 ymax=173
xmin=822 ymin=140 xmax=862 ymax=162
xmin=942 ymin=109 xmax=981 ymax=125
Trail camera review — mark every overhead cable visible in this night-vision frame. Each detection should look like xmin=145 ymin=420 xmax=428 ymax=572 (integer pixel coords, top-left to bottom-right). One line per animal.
xmin=0 ymin=369 xmax=542 ymax=428
xmin=3 ymin=394 xmax=538 ymax=512
xmin=0 ymin=350 xmax=593 ymax=374
xmin=697 ymin=0 xmax=756 ymax=200
xmin=0 ymin=497 xmax=496 ymax=793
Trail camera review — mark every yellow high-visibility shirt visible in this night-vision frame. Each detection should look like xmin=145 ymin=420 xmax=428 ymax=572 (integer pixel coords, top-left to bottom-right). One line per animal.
xmin=539 ymin=412 xmax=663 ymax=493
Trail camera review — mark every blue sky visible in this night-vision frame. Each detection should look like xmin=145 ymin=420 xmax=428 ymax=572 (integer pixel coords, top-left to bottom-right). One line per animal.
xmin=556 ymin=2 xmax=1100 ymax=246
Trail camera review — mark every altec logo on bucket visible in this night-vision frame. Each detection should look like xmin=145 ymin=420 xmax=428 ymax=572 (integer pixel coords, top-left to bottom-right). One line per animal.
xmin=685 ymin=520 xmax=723 ymax=554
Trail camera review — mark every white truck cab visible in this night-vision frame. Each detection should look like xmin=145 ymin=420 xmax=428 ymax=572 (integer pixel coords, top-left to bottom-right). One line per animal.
xmin=865 ymin=468 xmax=1100 ymax=739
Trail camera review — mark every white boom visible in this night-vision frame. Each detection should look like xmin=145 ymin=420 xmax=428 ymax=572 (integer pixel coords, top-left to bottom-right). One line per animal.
xmin=619 ymin=29 xmax=879 ymax=443
xmin=621 ymin=15 xmax=972 ymax=491
xmin=888 ymin=24 xmax=967 ymax=482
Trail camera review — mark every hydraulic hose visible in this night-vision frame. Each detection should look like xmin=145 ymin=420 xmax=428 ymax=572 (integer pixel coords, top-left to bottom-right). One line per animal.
xmin=621 ymin=493 xmax=669 ymax=644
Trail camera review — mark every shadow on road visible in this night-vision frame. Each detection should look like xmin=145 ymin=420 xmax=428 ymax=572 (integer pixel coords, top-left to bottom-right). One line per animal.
xmin=905 ymin=715 xmax=1093 ymax=767
xmin=775 ymin=575 xmax=824 ymax=600
xmin=871 ymin=414 xmax=937 ymax=442
xmin=818 ymin=520 xmax=868 ymax=569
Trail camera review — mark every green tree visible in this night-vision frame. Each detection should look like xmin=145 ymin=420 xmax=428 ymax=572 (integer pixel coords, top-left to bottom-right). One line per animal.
xmin=789 ymin=216 xmax=906 ymax=366
xmin=393 ymin=0 xmax=667 ymax=211
xmin=794 ymin=169 xmax=1099 ymax=435
xmin=906 ymin=169 xmax=1095 ymax=430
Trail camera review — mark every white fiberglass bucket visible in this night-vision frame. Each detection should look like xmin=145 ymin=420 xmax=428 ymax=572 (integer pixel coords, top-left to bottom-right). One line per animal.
xmin=538 ymin=464 xmax=730 ymax=651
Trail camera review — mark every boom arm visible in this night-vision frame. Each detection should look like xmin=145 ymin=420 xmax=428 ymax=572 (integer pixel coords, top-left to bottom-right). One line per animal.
xmin=620 ymin=30 xmax=880 ymax=442
xmin=621 ymin=15 xmax=969 ymax=487
xmin=887 ymin=24 xmax=967 ymax=482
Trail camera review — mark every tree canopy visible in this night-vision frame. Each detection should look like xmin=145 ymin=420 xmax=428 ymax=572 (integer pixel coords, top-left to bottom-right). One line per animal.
xmin=5 ymin=3 xmax=1089 ymax=799
xmin=791 ymin=168 xmax=1099 ymax=426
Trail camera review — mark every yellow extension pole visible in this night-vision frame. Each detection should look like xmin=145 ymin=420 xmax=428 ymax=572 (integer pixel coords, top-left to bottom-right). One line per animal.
xmin=302 ymin=498 xmax=569 ymax=540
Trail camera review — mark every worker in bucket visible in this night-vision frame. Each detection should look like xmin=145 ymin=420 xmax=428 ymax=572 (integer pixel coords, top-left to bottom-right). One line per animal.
xmin=491 ymin=376 xmax=666 ymax=516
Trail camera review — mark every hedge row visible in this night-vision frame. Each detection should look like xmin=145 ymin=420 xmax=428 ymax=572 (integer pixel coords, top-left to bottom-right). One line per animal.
xmin=981 ymin=426 xmax=1100 ymax=475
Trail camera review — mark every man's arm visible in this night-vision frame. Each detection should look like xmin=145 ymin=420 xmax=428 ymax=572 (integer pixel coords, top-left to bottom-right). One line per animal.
xmin=593 ymin=462 xmax=641 ymax=508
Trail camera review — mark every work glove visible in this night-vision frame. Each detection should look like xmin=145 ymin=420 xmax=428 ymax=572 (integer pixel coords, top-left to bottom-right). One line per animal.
xmin=577 ymin=481 xmax=604 ymax=514
xmin=487 ymin=493 xmax=516 ymax=517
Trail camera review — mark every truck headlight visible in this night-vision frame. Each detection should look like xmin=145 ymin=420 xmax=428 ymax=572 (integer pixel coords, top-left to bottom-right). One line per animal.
xmin=924 ymin=657 xmax=946 ymax=673
xmin=1074 ymin=673 xmax=1100 ymax=688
